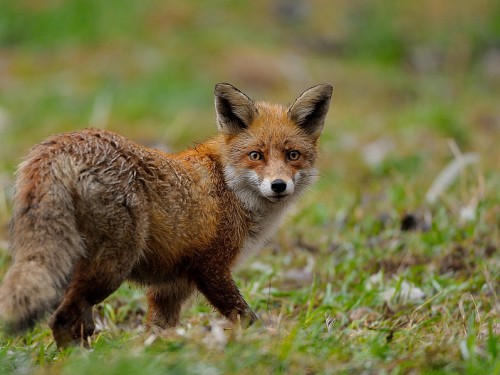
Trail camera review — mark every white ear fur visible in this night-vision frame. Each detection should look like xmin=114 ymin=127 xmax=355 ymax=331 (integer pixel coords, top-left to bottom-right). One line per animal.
xmin=214 ymin=83 xmax=257 ymax=135
xmin=288 ymin=84 xmax=333 ymax=139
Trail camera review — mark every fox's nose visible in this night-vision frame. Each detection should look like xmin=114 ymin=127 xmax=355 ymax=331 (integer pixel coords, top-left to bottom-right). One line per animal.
xmin=271 ymin=179 xmax=287 ymax=194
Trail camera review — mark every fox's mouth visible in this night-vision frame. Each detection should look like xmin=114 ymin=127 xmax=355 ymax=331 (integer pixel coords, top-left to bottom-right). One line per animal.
xmin=265 ymin=194 xmax=289 ymax=203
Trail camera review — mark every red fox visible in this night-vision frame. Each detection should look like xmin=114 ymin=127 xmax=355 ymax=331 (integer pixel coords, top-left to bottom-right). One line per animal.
xmin=0 ymin=83 xmax=332 ymax=347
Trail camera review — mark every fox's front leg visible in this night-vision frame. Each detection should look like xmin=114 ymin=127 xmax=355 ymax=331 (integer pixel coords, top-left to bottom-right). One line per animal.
xmin=192 ymin=266 xmax=258 ymax=325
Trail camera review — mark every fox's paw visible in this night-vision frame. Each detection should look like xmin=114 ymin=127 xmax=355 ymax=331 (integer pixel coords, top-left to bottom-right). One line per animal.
xmin=50 ymin=323 xmax=94 ymax=349
xmin=49 ymin=311 xmax=95 ymax=349
xmin=229 ymin=308 xmax=259 ymax=327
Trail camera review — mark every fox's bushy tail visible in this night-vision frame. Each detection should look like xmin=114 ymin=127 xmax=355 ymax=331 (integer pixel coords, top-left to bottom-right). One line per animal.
xmin=0 ymin=152 xmax=85 ymax=332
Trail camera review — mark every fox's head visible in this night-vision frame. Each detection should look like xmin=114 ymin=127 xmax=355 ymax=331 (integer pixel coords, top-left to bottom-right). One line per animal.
xmin=215 ymin=83 xmax=332 ymax=211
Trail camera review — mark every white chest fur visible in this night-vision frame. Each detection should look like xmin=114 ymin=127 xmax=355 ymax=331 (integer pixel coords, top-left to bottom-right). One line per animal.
xmin=238 ymin=203 xmax=291 ymax=264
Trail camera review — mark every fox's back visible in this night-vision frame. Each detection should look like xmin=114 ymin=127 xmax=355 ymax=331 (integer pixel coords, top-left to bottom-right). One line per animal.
xmin=13 ymin=129 xmax=249 ymax=274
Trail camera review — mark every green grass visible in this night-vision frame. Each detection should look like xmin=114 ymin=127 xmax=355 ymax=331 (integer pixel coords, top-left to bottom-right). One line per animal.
xmin=0 ymin=1 xmax=499 ymax=374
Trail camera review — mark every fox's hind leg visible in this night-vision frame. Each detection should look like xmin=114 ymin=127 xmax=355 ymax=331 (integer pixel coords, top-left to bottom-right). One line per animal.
xmin=47 ymin=173 xmax=148 ymax=347
xmin=48 ymin=238 xmax=143 ymax=348
xmin=146 ymin=278 xmax=195 ymax=330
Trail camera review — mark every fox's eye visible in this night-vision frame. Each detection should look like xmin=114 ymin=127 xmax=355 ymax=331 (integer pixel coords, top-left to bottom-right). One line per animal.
xmin=248 ymin=151 xmax=263 ymax=161
xmin=287 ymin=150 xmax=301 ymax=161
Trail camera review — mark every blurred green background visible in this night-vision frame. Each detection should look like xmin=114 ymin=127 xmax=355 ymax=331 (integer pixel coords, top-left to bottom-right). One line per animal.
xmin=0 ymin=1 xmax=499 ymax=373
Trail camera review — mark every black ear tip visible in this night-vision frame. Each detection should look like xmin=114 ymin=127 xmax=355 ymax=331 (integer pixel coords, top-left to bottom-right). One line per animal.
xmin=215 ymin=82 xmax=237 ymax=96
xmin=215 ymin=82 xmax=232 ymax=89
xmin=299 ymin=83 xmax=333 ymax=101
xmin=317 ymin=83 xmax=333 ymax=96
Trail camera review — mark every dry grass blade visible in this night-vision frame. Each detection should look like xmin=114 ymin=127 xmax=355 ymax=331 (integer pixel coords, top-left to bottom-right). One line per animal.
xmin=425 ymin=152 xmax=479 ymax=204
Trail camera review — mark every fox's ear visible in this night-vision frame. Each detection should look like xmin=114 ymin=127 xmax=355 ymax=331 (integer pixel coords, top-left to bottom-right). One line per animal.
xmin=214 ymin=83 xmax=257 ymax=135
xmin=288 ymin=84 xmax=333 ymax=139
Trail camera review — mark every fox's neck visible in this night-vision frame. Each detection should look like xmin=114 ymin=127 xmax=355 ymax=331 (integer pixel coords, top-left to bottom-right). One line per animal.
xmin=232 ymin=187 xmax=291 ymax=262
xmin=185 ymin=136 xmax=295 ymax=262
